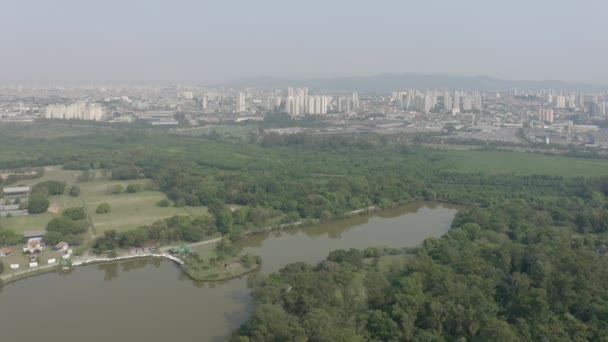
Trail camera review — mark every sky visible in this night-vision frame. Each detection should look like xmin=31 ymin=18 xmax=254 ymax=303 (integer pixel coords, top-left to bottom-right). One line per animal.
xmin=1 ymin=0 xmax=607 ymax=85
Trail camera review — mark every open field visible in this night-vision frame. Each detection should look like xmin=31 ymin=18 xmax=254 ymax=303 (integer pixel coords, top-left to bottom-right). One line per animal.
xmin=443 ymin=150 xmax=608 ymax=177
xmin=0 ymin=213 xmax=56 ymax=234
xmin=84 ymin=185 xmax=195 ymax=233
xmin=1 ymin=166 xmax=208 ymax=237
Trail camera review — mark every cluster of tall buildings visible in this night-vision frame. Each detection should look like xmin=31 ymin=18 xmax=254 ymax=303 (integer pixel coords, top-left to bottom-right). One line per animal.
xmin=545 ymin=92 xmax=584 ymax=109
xmin=589 ymin=101 xmax=607 ymax=117
xmin=393 ymin=90 xmax=481 ymax=113
xmin=285 ymin=95 xmax=330 ymax=116
xmin=44 ymin=103 xmax=104 ymax=121
xmin=538 ymin=108 xmax=555 ymax=123
xmin=284 ymin=87 xmax=358 ymax=116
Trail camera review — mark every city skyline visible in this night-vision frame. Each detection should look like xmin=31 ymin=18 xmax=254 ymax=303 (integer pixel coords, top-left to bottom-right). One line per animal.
xmin=1 ymin=0 xmax=608 ymax=85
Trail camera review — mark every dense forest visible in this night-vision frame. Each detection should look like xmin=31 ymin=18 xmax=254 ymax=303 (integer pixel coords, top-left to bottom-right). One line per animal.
xmin=1 ymin=123 xmax=608 ymax=340
xmin=232 ymin=196 xmax=608 ymax=341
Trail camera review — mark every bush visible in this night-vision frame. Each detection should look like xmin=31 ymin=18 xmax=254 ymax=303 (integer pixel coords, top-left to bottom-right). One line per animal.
xmin=125 ymin=184 xmax=141 ymax=193
xmin=96 ymin=203 xmax=111 ymax=214
xmin=62 ymin=207 xmax=87 ymax=220
xmin=105 ymin=184 xmax=124 ymax=194
xmin=0 ymin=262 xmax=4 ymax=274
xmin=73 ymin=246 xmax=87 ymax=256
xmin=158 ymin=199 xmax=171 ymax=207
xmin=69 ymin=185 xmax=81 ymax=197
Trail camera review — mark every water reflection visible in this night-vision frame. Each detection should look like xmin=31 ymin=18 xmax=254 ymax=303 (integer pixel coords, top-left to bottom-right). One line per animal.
xmin=0 ymin=201 xmax=460 ymax=342
xmin=98 ymin=262 xmax=119 ymax=281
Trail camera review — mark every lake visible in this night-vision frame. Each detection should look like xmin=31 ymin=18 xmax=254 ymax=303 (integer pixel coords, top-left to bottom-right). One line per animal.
xmin=0 ymin=201 xmax=460 ymax=341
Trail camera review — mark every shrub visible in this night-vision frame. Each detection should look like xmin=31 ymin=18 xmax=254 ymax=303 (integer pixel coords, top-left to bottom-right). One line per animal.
xmin=158 ymin=199 xmax=171 ymax=207
xmin=69 ymin=185 xmax=81 ymax=197
xmin=96 ymin=203 xmax=111 ymax=214
xmin=125 ymin=184 xmax=141 ymax=193
xmin=105 ymin=184 xmax=124 ymax=195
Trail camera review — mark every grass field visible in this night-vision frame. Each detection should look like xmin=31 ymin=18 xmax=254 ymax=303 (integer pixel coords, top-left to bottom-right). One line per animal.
xmin=443 ymin=150 xmax=608 ymax=177
xmin=82 ymin=180 xmax=194 ymax=233
xmin=1 ymin=166 xmax=208 ymax=237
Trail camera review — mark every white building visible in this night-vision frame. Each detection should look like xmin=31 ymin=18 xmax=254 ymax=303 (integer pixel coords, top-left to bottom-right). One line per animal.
xmin=45 ymin=103 xmax=104 ymax=121
xmin=555 ymin=95 xmax=566 ymax=109
xmin=236 ymin=92 xmax=246 ymax=113
xmin=538 ymin=108 xmax=554 ymax=123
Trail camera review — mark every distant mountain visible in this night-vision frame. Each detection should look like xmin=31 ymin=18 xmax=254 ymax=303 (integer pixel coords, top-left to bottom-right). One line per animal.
xmin=216 ymin=73 xmax=603 ymax=93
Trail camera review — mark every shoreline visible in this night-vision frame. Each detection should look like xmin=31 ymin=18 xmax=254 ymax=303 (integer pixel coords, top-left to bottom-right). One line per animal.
xmin=0 ymin=199 xmax=459 ymax=287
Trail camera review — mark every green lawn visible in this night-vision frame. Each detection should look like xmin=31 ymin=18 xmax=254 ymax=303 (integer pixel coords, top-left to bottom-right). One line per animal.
xmin=443 ymin=150 xmax=608 ymax=177
xmin=2 ymin=168 xmax=209 ymax=237
xmin=1 ymin=212 xmax=56 ymax=234
xmin=78 ymin=179 xmax=207 ymax=234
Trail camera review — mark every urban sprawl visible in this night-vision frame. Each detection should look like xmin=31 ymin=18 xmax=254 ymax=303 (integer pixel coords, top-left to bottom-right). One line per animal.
xmin=1 ymin=85 xmax=608 ymax=147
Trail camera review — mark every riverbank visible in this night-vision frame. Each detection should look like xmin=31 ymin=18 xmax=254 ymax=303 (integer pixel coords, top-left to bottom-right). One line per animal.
xmin=0 ymin=201 xmax=461 ymax=341
xmin=0 ymin=200 xmax=455 ymax=287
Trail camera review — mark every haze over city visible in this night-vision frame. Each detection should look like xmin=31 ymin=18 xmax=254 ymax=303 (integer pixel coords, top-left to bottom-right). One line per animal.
xmin=1 ymin=0 xmax=607 ymax=85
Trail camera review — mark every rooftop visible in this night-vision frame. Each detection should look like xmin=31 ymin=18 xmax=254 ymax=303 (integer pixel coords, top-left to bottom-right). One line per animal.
xmin=3 ymin=186 xmax=31 ymax=194
xmin=23 ymin=230 xmax=46 ymax=238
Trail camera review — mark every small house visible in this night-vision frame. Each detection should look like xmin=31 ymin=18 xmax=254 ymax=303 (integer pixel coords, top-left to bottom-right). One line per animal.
xmin=52 ymin=242 xmax=69 ymax=252
xmin=23 ymin=238 xmax=45 ymax=254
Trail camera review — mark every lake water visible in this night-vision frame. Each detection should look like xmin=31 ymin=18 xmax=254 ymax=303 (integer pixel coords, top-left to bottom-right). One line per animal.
xmin=0 ymin=201 xmax=459 ymax=341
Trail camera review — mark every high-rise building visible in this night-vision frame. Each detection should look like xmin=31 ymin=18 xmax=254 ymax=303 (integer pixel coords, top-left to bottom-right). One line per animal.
xmin=45 ymin=103 xmax=104 ymax=121
xmin=453 ymin=92 xmax=461 ymax=111
xmin=337 ymin=97 xmax=351 ymax=112
xmin=589 ymin=102 xmax=601 ymax=116
xmin=236 ymin=92 xmax=246 ymax=113
xmin=578 ymin=92 xmax=585 ymax=108
xmin=352 ymin=92 xmax=359 ymax=110
xmin=262 ymin=97 xmax=281 ymax=111
xmin=555 ymin=95 xmax=566 ymax=109
xmin=538 ymin=108 xmax=554 ymax=123
xmin=462 ymin=96 xmax=472 ymax=111
xmin=443 ymin=91 xmax=452 ymax=112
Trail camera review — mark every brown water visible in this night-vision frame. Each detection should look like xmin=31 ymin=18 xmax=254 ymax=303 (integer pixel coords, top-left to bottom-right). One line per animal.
xmin=0 ymin=201 xmax=459 ymax=342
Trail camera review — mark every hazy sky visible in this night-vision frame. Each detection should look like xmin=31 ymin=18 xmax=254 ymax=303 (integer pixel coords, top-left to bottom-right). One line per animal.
xmin=1 ymin=0 xmax=607 ymax=85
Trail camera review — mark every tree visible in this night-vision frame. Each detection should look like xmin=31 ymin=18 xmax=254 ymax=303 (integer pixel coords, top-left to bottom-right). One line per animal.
xmin=32 ymin=180 xmax=66 ymax=195
xmin=158 ymin=199 xmax=171 ymax=207
xmin=96 ymin=203 xmax=111 ymax=214
xmin=301 ymin=309 xmax=335 ymax=342
xmin=62 ymin=207 xmax=87 ymax=220
xmin=125 ymin=184 xmax=141 ymax=193
xmin=217 ymin=209 xmax=234 ymax=234
xmin=237 ymin=304 xmax=306 ymax=342
xmin=0 ymin=228 xmax=21 ymax=245
xmin=69 ymin=185 xmax=81 ymax=197
xmin=111 ymin=166 xmax=141 ymax=180
xmin=28 ymin=192 xmax=49 ymax=214
xmin=46 ymin=216 xmax=86 ymax=236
